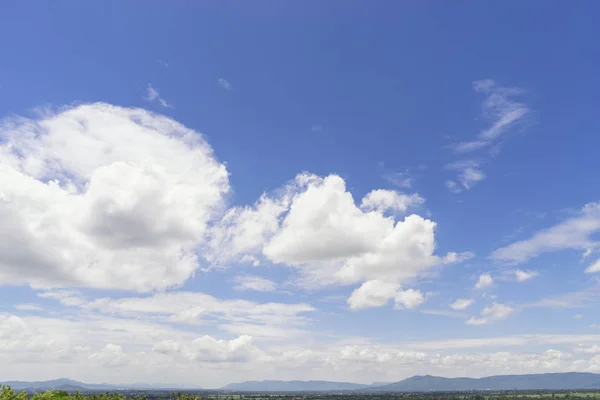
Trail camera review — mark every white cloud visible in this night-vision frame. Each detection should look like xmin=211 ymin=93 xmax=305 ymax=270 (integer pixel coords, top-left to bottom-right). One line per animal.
xmin=347 ymin=280 xmax=398 ymax=310
xmin=445 ymin=180 xmax=462 ymax=194
xmin=585 ymin=259 xmax=600 ymax=273
xmin=443 ymin=251 xmax=475 ymax=264
xmin=333 ymin=214 xmax=451 ymax=286
xmin=525 ymin=286 xmax=600 ymax=309
xmin=383 ymin=171 xmax=413 ymax=189
xmin=514 ymin=269 xmax=540 ymax=282
xmin=446 ymin=80 xmax=529 ymax=192
xmin=573 ymin=344 xmax=600 ymax=354
xmin=5 ymin=310 xmax=600 ymax=386
xmin=453 ymin=141 xmax=488 ymax=153
xmin=263 ymin=175 xmax=392 ymax=265
xmin=38 ymin=290 xmax=85 ymax=307
xmin=145 ymin=84 xmax=172 ymax=108
xmin=14 ymin=304 xmax=43 ymax=311
xmin=206 ymin=193 xmax=291 ymax=266
xmin=475 ymin=273 xmax=493 ymax=290
xmin=152 ymin=339 xmax=182 ymax=355
xmin=0 ymin=314 xmax=72 ymax=359
xmin=402 ymin=333 xmax=600 ymax=350
xmin=492 ymin=203 xmax=600 ymax=264
xmin=233 ymin=275 xmax=277 ymax=292
xmin=454 ymin=80 xmax=529 ymax=153
xmin=218 ymin=78 xmax=232 ymax=91
xmin=360 ymin=189 xmax=424 ymax=214
xmin=0 ymin=103 xmax=229 ymax=291
xmin=466 ymin=303 xmax=514 ymax=325
xmin=154 ymin=335 xmax=265 ymax=363
xmin=0 ymin=310 xmax=262 ymax=372
xmin=200 ymin=172 xmax=471 ymax=310
xmin=190 ymin=335 xmax=263 ymax=363
xmin=259 ymin=174 xmax=464 ymax=293
xmin=590 ymin=355 xmax=600 ymax=372
xmin=450 ymin=298 xmax=473 ymax=310
xmin=573 ymin=314 xmax=583 ymax=320
xmin=394 ymin=289 xmax=425 ymax=309
xmin=420 ymin=309 xmax=468 ymax=318
xmin=446 ymin=160 xmax=486 ymax=191
xmin=347 ymin=281 xmax=425 ymax=310
xmin=89 ymin=344 xmax=129 ymax=367
xmin=0 ymin=315 xmax=27 ymax=339
xmin=82 ymin=291 xmax=314 ymax=339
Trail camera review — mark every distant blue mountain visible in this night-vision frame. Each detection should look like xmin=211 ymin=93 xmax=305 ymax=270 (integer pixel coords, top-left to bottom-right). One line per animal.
xmin=0 ymin=379 xmax=190 ymax=391
xmin=221 ymin=380 xmax=371 ymax=392
xmin=6 ymin=373 xmax=600 ymax=393
xmin=371 ymin=381 xmax=394 ymax=386
xmin=221 ymin=373 xmax=600 ymax=392
xmin=0 ymin=379 xmax=116 ymax=391
xmin=367 ymin=373 xmax=600 ymax=392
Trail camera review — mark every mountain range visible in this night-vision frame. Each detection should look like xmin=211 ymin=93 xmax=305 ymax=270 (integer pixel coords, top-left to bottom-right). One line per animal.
xmin=4 ymin=373 xmax=600 ymax=393
xmin=221 ymin=373 xmax=600 ymax=392
xmin=0 ymin=378 xmax=188 ymax=391
xmin=221 ymin=380 xmax=375 ymax=391
xmin=368 ymin=373 xmax=600 ymax=392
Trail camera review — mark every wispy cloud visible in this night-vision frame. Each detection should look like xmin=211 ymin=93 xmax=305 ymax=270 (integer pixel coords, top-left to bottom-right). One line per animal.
xmin=218 ymin=78 xmax=232 ymax=91
xmin=573 ymin=343 xmax=600 ymax=354
xmin=475 ymin=273 xmax=493 ymax=290
xmin=421 ymin=309 xmax=468 ymax=318
xmin=445 ymin=80 xmax=530 ymax=193
xmin=513 ymin=269 xmax=540 ymax=282
xmin=145 ymin=84 xmax=172 ymax=108
xmin=15 ymin=303 xmax=43 ymax=311
xmin=405 ymin=333 xmax=600 ymax=350
xmin=445 ymin=160 xmax=486 ymax=192
xmin=384 ymin=170 xmax=414 ymax=189
xmin=466 ymin=302 xmax=514 ymax=325
xmin=445 ymin=180 xmax=462 ymax=194
xmin=585 ymin=258 xmax=600 ymax=274
xmin=523 ymin=284 xmax=600 ymax=309
xmin=492 ymin=202 xmax=600 ymax=264
xmin=450 ymin=298 xmax=473 ymax=311
xmin=232 ymin=275 xmax=277 ymax=292
xmin=454 ymin=80 xmax=530 ymax=153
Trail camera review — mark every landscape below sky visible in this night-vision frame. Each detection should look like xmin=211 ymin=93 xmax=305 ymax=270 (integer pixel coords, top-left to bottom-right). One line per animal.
xmin=1 ymin=1 xmax=600 ymax=390
xmin=4 ymin=373 xmax=600 ymax=392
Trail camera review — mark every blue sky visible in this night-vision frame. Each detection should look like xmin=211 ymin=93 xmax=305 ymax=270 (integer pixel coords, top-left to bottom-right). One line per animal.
xmin=1 ymin=0 xmax=600 ymax=388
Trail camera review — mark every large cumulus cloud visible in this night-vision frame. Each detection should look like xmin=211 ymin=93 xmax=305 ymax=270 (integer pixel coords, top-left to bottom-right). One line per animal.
xmin=0 ymin=103 xmax=229 ymax=291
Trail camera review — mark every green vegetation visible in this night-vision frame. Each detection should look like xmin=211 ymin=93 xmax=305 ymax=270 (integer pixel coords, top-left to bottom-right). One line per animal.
xmin=3 ymin=386 xmax=600 ymax=400
xmin=1 ymin=387 xmax=204 ymax=400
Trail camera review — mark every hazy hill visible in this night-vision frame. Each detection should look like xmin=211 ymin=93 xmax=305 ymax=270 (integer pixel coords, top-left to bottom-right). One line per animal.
xmin=0 ymin=379 xmax=115 ymax=391
xmin=6 ymin=373 xmax=600 ymax=393
xmin=221 ymin=380 xmax=370 ymax=391
xmin=368 ymin=373 xmax=600 ymax=392
xmin=0 ymin=379 xmax=186 ymax=391
xmin=221 ymin=373 xmax=600 ymax=392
